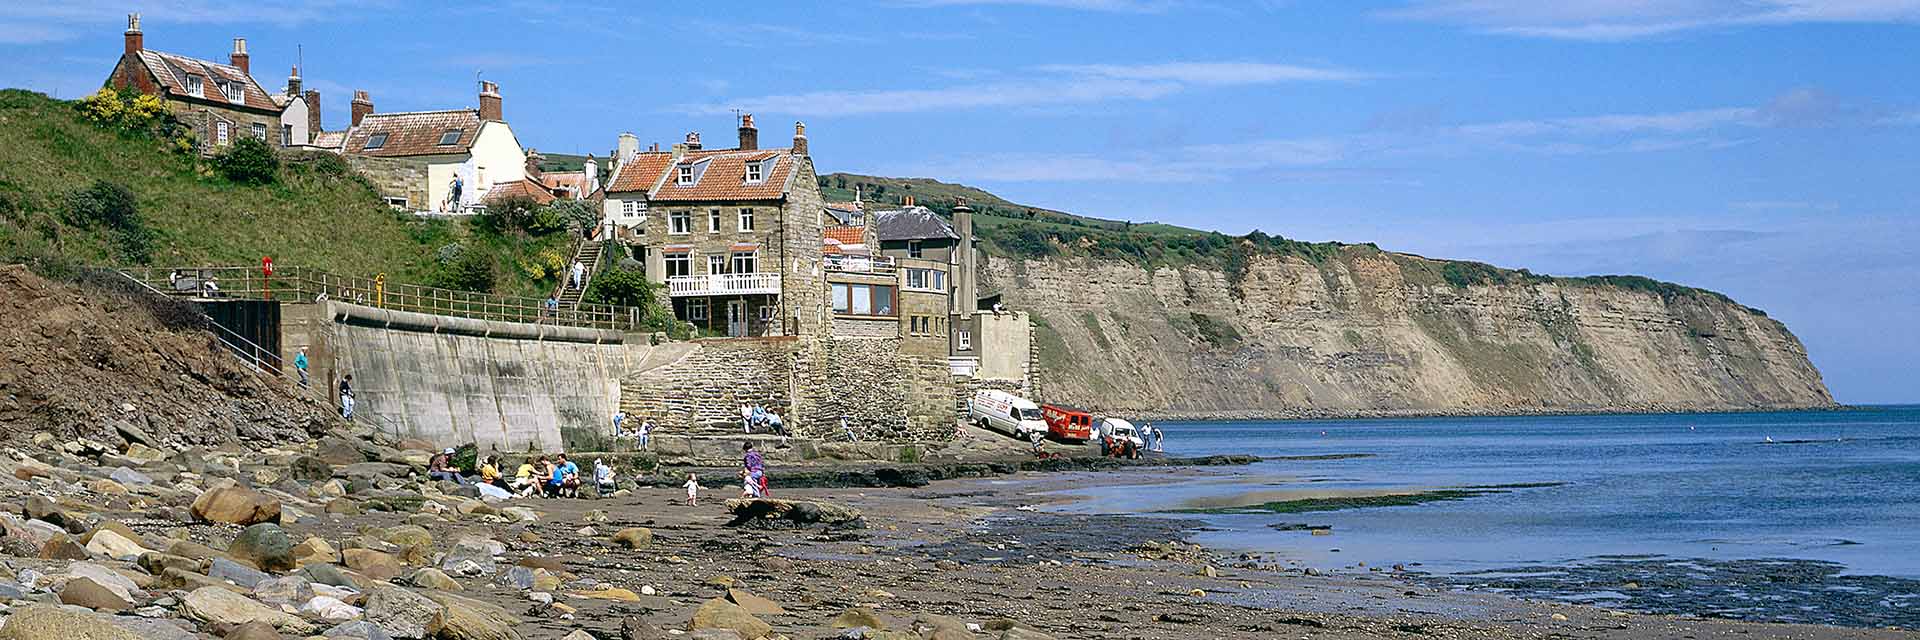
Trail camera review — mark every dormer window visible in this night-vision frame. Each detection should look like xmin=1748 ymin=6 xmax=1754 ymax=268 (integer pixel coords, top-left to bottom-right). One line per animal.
xmin=437 ymin=129 xmax=462 ymax=146
xmin=744 ymin=161 xmax=763 ymax=183
xmin=221 ymin=81 xmax=244 ymax=103
xmin=185 ymin=74 xmax=204 ymax=97
xmin=677 ymin=165 xmax=694 ymax=185
xmin=365 ymin=132 xmax=388 ymax=150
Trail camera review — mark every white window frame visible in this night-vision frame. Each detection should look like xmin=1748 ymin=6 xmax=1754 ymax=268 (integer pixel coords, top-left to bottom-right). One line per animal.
xmin=668 ymin=211 xmax=691 ymax=235
xmin=907 ymin=240 xmax=923 ymax=258
xmin=222 ymin=82 xmax=244 ymax=103
xmin=216 ymin=121 xmax=229 ymax=143
xmin=664 ymin=253 xmax=690 ymax=277
xmin=745 ymin=161 xmax=763 ymax=183
xmin=686 ymin=297 xmax=709 ymax=321
xmin=731 ymin=251 xmax=756 ymax=274
xmin=737 ymin=208 xmax=754 ymax=232
xmin=757 ymin=305 xmax=774 ymax=322
xmin=707 ymin=209 xmax=722 ymax=233
xmin=383 ymin=196 xmax=408 ymax=209
xmin=957 ymin=329 xmax=972 ymax=351
xmin=251 ymin=122 xmax=267 ymax=141
xmin=706 ymin=255 xmax=726 ymax=275
xmin=185 ymin=75 xmax=204 ymax=97
xmin=365 ymin=132 xmax=388 ymax=150
xmin=677 ymin=165 xmax=694 ymax=185
xmin=905 ymin=268 xmax=946 ymax=292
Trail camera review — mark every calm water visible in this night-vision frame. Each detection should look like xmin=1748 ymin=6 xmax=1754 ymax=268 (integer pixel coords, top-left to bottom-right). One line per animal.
xmin=1050 ymin=406 xmax=1920 ymax=623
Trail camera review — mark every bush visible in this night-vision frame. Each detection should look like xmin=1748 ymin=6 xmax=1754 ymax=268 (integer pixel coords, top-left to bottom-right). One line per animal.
xmin=64 ymin=180 xmax=152 ymax=264
xmin=549 ymin=199 xmax=600 ymax=232
xmin=76 ymin=87 xmax=179 ymax=142
xmin=476 ymin=195 xmax=541 ymax=234
xmin=436 ymin=250 xmax=495 ymax=292
xmin=581 ymin=268 xmax=654 ymax=307
xmin=213 ymin=136 xmax=279 ymax=185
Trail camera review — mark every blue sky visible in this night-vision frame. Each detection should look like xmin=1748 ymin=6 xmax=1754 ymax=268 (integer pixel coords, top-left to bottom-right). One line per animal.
xmin=3 ymin=1 xmax=1916 ymax=403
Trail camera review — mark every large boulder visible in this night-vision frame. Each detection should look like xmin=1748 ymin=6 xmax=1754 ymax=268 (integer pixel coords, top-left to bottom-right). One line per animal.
xmin=424 ymin=590 xmax=522 ymax=640
xmin=59 ymin=576 xmax=133 ymax=611
xmin=228 ymin=522 xmax=297 ymax=572
xmin=182 ymin=585 xmax=316 ymax=633
xmin=290 ymin=456 xmax=334 ymax=482
xmin=83 ymin=528 xmax=149 ymax=560
xmin=725 ymin=588 xmax=787 ymax=616
xmin=191 ymin=484 xmax=281 ymax=525
xmin=724 ymin=498 xmax=864 ymax=529
xmin=610 ymin=527 xmax=653 ymax=549
xmin=363 ymin=585 xmax=447 ymax=639
xmin=343 ymin=548 xmax=405 ymax=581
xmin=0 ymin=605 xmax=142 ymax=640
xmin=688 ymin=597 xmax=771 ymax=639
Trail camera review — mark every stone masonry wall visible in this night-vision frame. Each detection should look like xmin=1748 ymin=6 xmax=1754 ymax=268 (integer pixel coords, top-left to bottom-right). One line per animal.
xmin=620 ymin=338 xmax=798 ymax=436
xmin=347 ymin=155 xmax=430 ymax=209
xmin=817 ymin=338 xmax=959 ymax=443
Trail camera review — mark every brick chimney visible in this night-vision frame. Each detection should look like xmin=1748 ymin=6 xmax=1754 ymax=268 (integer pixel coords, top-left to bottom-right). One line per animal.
xmin=230 ymin=38 xmax=249 ymax=74
xmin=351 ymin=90 xmax=373 ymax=127
xmin=286 ymin=66 xmax=301 ymax=95
xmin=792 ymin=121 xmax=808 ymax=156
xmin=304 ymin=89 xmax=321 ymax=140
xmin=953 ymin=198 xmax=977 ymax=319
xmin=478 ymin=81 xmax=502 ymax=121
xmin=684 ymin=131 xmax=702 ymax=151
xmin=737 ymin=113 xmax=758 ymax=151
xmin=124 ymin=14 xmax=143 ymax=56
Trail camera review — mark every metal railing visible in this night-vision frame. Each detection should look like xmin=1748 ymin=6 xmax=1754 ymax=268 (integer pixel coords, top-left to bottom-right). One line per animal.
xmin=825 ymin=254 xmax=896 ymax=274
xmin=123 ymin=265 xmax=643 ymax=331
xmin=666 ymin=272 xmax=781 ymax=297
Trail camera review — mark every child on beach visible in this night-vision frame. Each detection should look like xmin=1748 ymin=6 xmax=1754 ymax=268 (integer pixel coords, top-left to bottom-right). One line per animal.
xmin=684 ymin=473 xmax=701 ymax=506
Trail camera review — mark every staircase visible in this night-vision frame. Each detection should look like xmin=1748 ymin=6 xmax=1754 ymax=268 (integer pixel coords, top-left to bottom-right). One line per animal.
xmin=552 ymin=236 xmax=602 ymax=310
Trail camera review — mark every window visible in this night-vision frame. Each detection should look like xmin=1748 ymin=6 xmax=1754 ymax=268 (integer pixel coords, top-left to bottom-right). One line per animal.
xmin=216 ymin=121 xmax=229 ymax=143
xmin=251 ymin=123 xmax=267 ymax=141
xmin=957 ymin=329 xmax=972 ymax=351
xmin=738 ymin=208 xmax=754 ymax=232
xmin=909 ymin=316 xmax=928 ymax=336
xmin=185 ymin=75 xmax=204 ymax=97
xmin=731 ymin=251 xmax=756 ymax=274
xmin=907 ymin=240 xmax=924 ymax=258
xmin=677 ymin=165 xmax=694 ymax=185
xmin=708 ymin=209 xmax=722 ymax=233
xmin=706 ymin=255 xmax=726 ymax=275
xmin=383 ymin=197 xmax=408 ymax=209
xmin=745 ymin=161 xmax=763 ymax=183
xmin=437 ymin=129 xmax=463 ymax=146
xmin=687 ymin=298 xmax=709 ymax=321
xmin=669 ymin=211 xmax=691 ymax=234
xmin=757 ymin=305 xmax=774 ymax=322
xmin=664 ymin=252 xmax=690 ymax=277
xmin=621 ymin=200 xmax=645 ymax=218
xmin=365 ymin=132 xmax=388 ymax=150
xmin=282 ymin=124 xmax=292 ymax=146
xmin=906 ymin=268 xmax=946 ymax=292
xmin=222 ymin=82 xmax=243 ymax=103
xmin=831 ymin=283 xmax=895 ymax=316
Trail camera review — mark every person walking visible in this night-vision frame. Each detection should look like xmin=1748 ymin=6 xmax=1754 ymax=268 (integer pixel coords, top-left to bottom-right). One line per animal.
xmin=570 ymin=260 xmax=586 ymax=290
xmin=636 ymin=418 xmax=653 ymax=450
xmin=684 ymin=473 xmax=701 ymax=506
xmin=338 ymin=374 xmax=355 ymax=421
xmin=741 ymin=442 xmax=767 ymax=498
xmin=294 ymin=347 xmax=310 ymax=389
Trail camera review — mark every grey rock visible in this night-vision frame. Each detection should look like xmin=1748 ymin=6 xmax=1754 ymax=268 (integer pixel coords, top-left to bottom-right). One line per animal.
xmin=252 ymin=574 xmax=315 ymax=606
xmin=209 ymin=557 xmax=270 ymax=588
xmin=494 ymin=566 xmax=534 ymax=590
xmin=109 ymin=467 xmax=154 ymax=486
xmin=227 ymin=522 xmax=297 ymax=573
xmin=363 ymin=585 xmax=446 ymax=638
xmin=323 ymin=621 xmax=397 ymax=640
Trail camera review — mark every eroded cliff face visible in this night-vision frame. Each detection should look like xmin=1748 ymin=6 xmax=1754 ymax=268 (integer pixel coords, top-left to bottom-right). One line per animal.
xmin=984 ymin=250 xmax=1832 ymax=418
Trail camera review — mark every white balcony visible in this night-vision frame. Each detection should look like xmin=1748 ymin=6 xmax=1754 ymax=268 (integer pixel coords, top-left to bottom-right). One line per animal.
xmin=825 ymin=254 xmax=896 ymax=274
xmin=668 ymin=272 xmax=781 ymax=297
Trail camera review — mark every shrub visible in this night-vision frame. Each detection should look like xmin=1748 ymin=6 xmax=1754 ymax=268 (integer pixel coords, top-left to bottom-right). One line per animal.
xmin=64 ymin=180 xmax=152 ymax=264
xmin=476 ymin=195 xmax=541 ymax=234
xmin=213 ymin=136 xmax=280 ymax=185
xmin=581 ymin=267 xmax=654 ymax=307
xmin=76 ymin=87 xmax=178 ymax=141
xmin=549 ymin=199 xmax=600 ymax=232
xmin=436 ymin=250 xmax=495 ymax=292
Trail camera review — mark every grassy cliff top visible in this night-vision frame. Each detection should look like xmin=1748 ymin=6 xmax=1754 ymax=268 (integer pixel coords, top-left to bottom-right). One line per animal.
xmin=0 ymin=89 xmax=569 ymax=298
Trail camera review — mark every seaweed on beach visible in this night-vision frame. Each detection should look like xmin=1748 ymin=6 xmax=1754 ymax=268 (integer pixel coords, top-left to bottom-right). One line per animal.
xmin=1167 ymin=482 xmax=1565 ymax=515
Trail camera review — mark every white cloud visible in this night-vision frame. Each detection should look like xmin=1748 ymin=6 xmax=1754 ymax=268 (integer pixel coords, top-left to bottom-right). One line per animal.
xmin=677 ymin=60 xmax=1366 ymax=117
xmin=1382 ymin=0 xmax=1920 ymax=41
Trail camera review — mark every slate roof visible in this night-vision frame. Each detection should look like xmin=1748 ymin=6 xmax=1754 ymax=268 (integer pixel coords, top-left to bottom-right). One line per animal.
xmin=133 ymin=50 xmax=279 ymax=113
xmin=603 ymin=147 xmax=799 ymax=202
xmin=872 ymin=206 xmax=958 ymax=242
xmin=343 ymin=110 xmax=483 ymax=157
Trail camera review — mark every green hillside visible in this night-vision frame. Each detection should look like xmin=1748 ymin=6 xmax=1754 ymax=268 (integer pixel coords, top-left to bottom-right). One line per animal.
xmin=0 ymin=89 xmax=571 ymax=299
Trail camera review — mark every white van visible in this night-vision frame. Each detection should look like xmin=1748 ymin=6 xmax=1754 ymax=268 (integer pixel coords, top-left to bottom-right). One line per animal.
xmin=970 ymin=390 xmax=1047 ymax=439
xmin=1096 ymin=417 xmax=1146 ymax=450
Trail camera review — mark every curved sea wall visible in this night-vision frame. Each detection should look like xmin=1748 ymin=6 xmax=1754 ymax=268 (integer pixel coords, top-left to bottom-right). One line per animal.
xmin=986 ymin=251 xmax=1831 ymax=418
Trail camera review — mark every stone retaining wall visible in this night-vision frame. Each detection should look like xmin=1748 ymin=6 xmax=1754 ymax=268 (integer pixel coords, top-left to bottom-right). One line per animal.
xmin=619 ymin=339 xmax=798 ymax=436
xmin=813 ymin=338 xmax=959 ymax=442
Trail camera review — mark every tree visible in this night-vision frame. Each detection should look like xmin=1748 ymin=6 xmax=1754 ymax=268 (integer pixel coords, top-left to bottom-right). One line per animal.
xmin=213 ymin=136 xmax=279 ymax=185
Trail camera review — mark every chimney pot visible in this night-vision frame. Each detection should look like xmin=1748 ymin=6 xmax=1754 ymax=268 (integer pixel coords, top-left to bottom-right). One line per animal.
xmin=478 ymin=81 xmax=502 ymax=122
xmin=351 ymin=90 xmax=373 ymax=127
xmin=230 ymin=38 xmax=249 ymax=74
xmin=286 ymin=66 xmax=301 ymax=95
xmin=124 ymin=13 xmax=144 ymax=56
xmin=737 ymin=113 xmax=758 ymax=151
xmin=684 ymin=131 xmax=702 ymax=150
xmin=791 ymin=121 xmax=808 ymax=156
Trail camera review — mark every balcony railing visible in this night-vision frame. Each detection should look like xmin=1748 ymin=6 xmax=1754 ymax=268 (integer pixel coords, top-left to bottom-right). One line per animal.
xmin=825 ymin=254 xmax=896 ymax=274
xmin=667 ymin=272 xmax=781 ymax=297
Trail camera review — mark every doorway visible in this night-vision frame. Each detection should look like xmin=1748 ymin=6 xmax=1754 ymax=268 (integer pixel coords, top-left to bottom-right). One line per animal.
xmin=726 ymin=299 xmax=749 ymax=337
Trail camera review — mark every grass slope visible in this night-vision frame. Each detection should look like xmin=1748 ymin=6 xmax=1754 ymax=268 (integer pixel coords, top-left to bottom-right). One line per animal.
xmin=0 ymin=89 xmax=568 ymax=298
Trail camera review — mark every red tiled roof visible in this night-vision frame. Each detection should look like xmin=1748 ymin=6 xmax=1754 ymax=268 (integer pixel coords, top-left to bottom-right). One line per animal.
xmin=135 ymin=50 xmax=279 ymax=113
xmin=482 ymin=178 xmax=557 ymax=205
xmin=343 ymin=110 xmax=483 ymax=157
xmin=605 ymin=152 xmax=674 ymax=194
xmin=824 ymin=226 xmax=867 ymax=247
xmin=539 ymin=171 xmax=587 ymax=193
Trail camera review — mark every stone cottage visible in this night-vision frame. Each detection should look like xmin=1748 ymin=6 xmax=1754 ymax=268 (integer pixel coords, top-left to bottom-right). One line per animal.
xmin=103 ymin=14 xmax=285 ymax=154
xmin=337 ymin=82 xmax=526 ymax=212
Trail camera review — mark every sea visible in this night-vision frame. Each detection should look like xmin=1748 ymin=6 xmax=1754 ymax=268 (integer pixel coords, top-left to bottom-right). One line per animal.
xmin=1049 ymin=406 xmax=1920 ymax=627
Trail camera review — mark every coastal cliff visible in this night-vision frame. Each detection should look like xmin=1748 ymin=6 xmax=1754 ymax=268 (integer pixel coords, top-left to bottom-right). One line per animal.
xmin=984 ymin=249 xmax=1832 ymax=418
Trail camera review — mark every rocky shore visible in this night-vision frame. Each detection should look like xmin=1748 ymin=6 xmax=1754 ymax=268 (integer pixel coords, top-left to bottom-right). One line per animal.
xmin=0 ymin=424 xmax=1910 ymax=640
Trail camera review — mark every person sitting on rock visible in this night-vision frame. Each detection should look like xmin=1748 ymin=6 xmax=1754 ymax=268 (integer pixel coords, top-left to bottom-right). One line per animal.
xmin=479 ymin=455 xmax=506 ymax=490
xmin=593 ymin=458 xmax=616 ymax=495
xmin=553 ymin=453 xmax=581 ymax=498
xmin=534 ymin=456 xmax=558 ymax=497
xmin=428 ymin=448 xmax=466 ymax=485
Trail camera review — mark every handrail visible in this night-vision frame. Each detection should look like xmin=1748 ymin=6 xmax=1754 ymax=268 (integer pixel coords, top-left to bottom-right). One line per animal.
xmin=124 ymin=265 xmax=641 ymax=331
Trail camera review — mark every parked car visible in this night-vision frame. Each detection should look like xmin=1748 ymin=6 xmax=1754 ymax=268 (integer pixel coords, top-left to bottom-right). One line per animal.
xmin=970 ymin=390 xmax=1048 ymax=440
xmin=1096 ymin=417 xmax=1147 ymax=450
xmin=1039 ymin=404 xmax=1095 ymax=442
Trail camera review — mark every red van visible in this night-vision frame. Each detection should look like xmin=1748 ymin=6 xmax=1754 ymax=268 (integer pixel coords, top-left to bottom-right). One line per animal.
xmin=1040 ymin=404 xmax=1094 ymax=442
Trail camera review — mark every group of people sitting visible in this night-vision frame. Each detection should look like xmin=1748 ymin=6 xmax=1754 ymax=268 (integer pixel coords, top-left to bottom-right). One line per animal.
xmin=740 ymin=404 xmax=787 ymax=436
xmin=426 ymin=449 xmax=622 ymax=499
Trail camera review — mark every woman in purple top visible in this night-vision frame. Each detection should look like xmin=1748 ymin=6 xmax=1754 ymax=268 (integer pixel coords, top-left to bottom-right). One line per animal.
xmin=741 ymin=442 xmax=767 ymax=498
